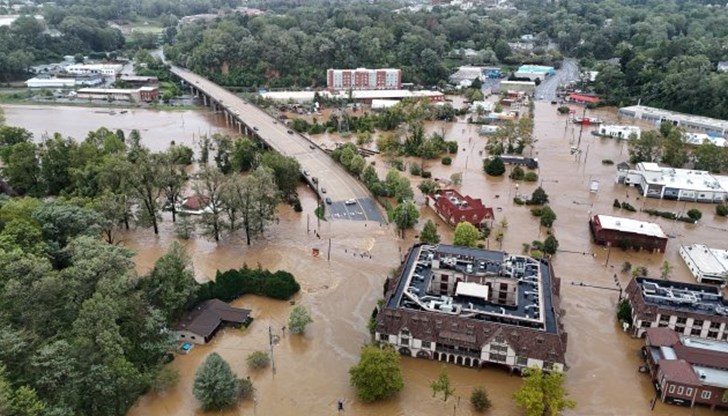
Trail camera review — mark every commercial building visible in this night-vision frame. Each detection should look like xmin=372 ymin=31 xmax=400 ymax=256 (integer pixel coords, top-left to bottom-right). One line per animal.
xmin=683 ymin=132 xmax=727 ymax=148
xmin=449 ymin=66 xmax=501 ymax=87
xmin=75 ymin=86 xmax=159 ymax=102
xmin=679 ymin=244 xmax=728 ymax=285
xmin=589 ymin=214 xmax=668 ymax=253
xmin=118 ymin=75 xmax=159 ymax=87
xmin=616 ymin=162 xmax=728 ymax=203
xmin=65 ymin=63 xmax=123 ymax=77
xmin=496 ymin=80 xmax=536 ymax=95
xmin=566 ymin=94 xmax=600 ymax=105
xmin=513 ymin=65 xmax=555 ymax=82
xmin=595 ymin=125 xmax=641 ymax=140
xmin=25 ymin=74 xmax=104 ymax=88
xmin=260 ymin=89 xmax=444 ymax=104
xmin=375 ymin=244 xmax=568 ymax=372
xmin=426 ymin=189 xmax=494 ymax=228
xmin=327 ymin=68 xmax=401 ymax=92
xmin=175 ymin=299 xmax=251 ymax=345
xmin=625 ymin=277 xmax=728 ymax=340
xmin=618 ymin=105 xmax=728 ymax=136
xmin=643 ymin=327 xmax=728 ymax=410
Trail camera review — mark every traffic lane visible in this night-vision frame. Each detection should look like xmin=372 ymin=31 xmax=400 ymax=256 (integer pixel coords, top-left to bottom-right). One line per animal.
xmin=326 ymin=198 xmax=384 ymax=222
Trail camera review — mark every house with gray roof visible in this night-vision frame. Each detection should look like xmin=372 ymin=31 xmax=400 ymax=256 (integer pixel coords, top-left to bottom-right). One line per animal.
xmin=175 ymin=299 xmax=251 ymax=344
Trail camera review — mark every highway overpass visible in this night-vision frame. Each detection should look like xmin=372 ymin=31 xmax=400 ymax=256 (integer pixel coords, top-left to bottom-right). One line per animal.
xmin=170 ymin=66 xmax=383 ymax=222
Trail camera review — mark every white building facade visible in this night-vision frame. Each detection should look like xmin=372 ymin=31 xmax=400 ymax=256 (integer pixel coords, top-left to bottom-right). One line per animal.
xmin=680 ymin=244 xmax=728 ymax=285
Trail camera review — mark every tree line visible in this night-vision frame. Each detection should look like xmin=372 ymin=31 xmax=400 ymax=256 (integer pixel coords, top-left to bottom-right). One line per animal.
xmin=0 ymin=124 xmax=302 ymax=244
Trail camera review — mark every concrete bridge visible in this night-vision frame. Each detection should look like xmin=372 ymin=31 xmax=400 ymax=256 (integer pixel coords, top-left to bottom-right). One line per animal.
xmin=170 ymin=66 xmax=384 ymax=222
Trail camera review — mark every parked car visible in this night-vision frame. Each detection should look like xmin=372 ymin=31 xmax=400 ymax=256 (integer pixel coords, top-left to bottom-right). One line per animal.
xmin=287 ymin=130 xmax=294 ymax=134
xmin=321 ymin=187 xmax=327 ymax=193
xmin=253 ymin=126 xmax=259 ymax=131
xmin=325 ymin=197 xmax=332 ymax=204
xmin=345 ymin=199 xmax=356 ymax=205
xmin=303 ymin=170 xmax=310 ymax=176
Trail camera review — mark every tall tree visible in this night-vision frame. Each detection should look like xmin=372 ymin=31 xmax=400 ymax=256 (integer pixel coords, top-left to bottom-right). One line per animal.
xmin=419 ymin=219 xmax=440 ymax=245
xmin=141 ymin=241 xmax=198 ymax=321
xmin=159 ymin=151 xmax=186 ymax=223
xmin=430 ymin=365 xmax=455 ymax=402
xmin=349 ymin=345 xmax=404 ymax=402
xmin=129 ymin=151 xmax=164 ymax=235
xmin=193 ymin=353 xmax=240 ymax=411
xmin=196 ymin=166 xmax=227 ymax=242
xmin=513 ymin=367 xmax=575 ymax=416
xmin=287 ymin=305 xmax=313 ymax=335
xmin=392 ymin=202 xmax=419 ymax=238
xmin=453 ymin=221 xmax=481 ymax=247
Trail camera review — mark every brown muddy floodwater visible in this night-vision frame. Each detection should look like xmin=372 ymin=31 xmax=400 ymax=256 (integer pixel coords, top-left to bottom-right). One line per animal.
xmin=4 ymin=103 xmax=724 ymax=415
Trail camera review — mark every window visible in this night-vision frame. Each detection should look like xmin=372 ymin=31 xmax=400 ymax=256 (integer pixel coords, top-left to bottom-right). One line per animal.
xmin=693 ymin=320 xmax=704 ymax=327
xmin=191 ymin=336 xmax=196 ymax=340
xmin=710 ymin=321 xmax=721 ymax=329
xmin=677 ymin=386 xmax=684 ymax=395
xmin=686 ymin=388 xmax=693 ymax=397
xmin=691 ymin=328 xmax=702 ymax=336
xmin=516 ymin=356 xmax=528 ymax=366
xmin=180 ymin=334 xmax=186 ymax=338
xmin=421 ymin=341 xmax=431 ymax=350
xmin=668 ymin=385 xmax=675 ymax=394
xmin=379 ymin=333 xmax=388 ymax=341
xmin=543 ymin=361 xmax=553 ymax=371
xmin=701 ymin=390 xmax=711 ymax=400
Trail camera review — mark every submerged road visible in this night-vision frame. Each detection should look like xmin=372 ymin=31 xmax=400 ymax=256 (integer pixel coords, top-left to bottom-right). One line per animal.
xmin=170 ymin=66 xmax=384 ymax=222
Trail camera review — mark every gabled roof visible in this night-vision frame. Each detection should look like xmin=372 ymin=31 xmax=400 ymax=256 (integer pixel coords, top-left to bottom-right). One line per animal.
xmin=646 ymin=327 xmax=680 ymax=347
xmin=175 ymin=299 xmax=251 ymax=338
xmin=660 ymin=359 xmax=700 ymax=386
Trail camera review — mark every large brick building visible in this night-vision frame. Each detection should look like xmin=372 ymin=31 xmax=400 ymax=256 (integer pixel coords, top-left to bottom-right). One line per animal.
xmin=427 ymin=189 xmax=494 ymax=229
xmin=590 ymin=214 xmax=668 ymax=253
xmin=625 ymin=277 xmax=728 ymax=340
xmin=375 ymin=244 xmax=568 ymax=372
xmin=326 ymin=68 xmax=401 ymax=92
xmin=643 ymin=327 xmax=728 ymax=410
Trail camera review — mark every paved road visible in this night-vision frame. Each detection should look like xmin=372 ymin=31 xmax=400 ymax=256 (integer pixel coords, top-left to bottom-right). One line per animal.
xmin=535 ymin=58 xmax=580 ymax=102
xmin=170 ymin=66 xmax=384 ymax=222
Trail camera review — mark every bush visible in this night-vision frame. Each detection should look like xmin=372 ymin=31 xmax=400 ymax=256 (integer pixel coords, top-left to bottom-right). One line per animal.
xmin=642 ymin=208 xmax=676 ymax=220
xmin=687 ymin=208 xmax=702 ymax=222
xmin=421 ymin=171 xmax=432 ymax=178
xmin=483 ymin=156 xmax=506 ymax=176
xmin=446 ymin=141 xmax=459 ymax=153
xmin=510 ymin=166 xmax=525 ymax=180
xmin=544 ymin=235 xmax=559 ymax=254
xmin=196 ymin=266 xmax=301 ymax=302
xmin=540 ymin=206 xmax=557 ymax=228
xmin=557 ymin=106 xmax=570 ymax=114
xmin=602 ymin=159 xmax=614 ymax=165
xmin=470 ymin=387 xmax=492 ymax=412
xmin=617 ymin=299 xmax=633 ymax=326
xmin=530 ymin=208 xmax=543 ymax=217
xmin=613 ymin=199 xmax=621 ymax=208
xmin=292 ymin=198 xmax=303 ymax=212
xmin=524 ymin=171 xmax=538 ymax=182
xmin=513 ymin=197 xmax=525 ymax=205
xmin=246 ymin=351 xmax=270 ymax=370
xmin=620 ymin=202 xmax=636 ymax=212
xmin=717 ymin=204 xmax=728 ymax=216
xmin=441 ymin=156 xmax=452 ymax=165
xmin=409 ymin=163 xmax=422 ymax=176
xmin=239 ymin=377 xmax=254 ymax=400
xmin=527 ymin=187 xmax=549 ymax=205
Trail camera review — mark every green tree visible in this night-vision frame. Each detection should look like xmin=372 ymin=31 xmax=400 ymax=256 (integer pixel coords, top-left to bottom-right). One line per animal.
xmin=195 ymin=166 xmax=227 ymax=242
xmin=193 ymin=353 xmax=240 ymax=411
xmin=141 ymin=241 xmax=198 ymax=321
xmin=418 ymin=179 xmax=438 ymax=195
xmin=540 ymin=206 xmax=557 ymax=228
xmin=260 ymin=152 xmax=301 ymax=196
xmin=10 ymin=385 xmax=45 ymax=416
xmin=660 ymin=261 xmax=673 ymax=280
xmin=686 ymin=208 xmax=702 ymax=222
xmin=392 ymin=202 xmax=419 ymax=238
xmin=513 ymin=367 xmax=575 ymax=416
xmin=529 ymin=187 xmax=549 ymax=205
xmin=483 ymin=156 xmax=506 ymax=177
xmin=160 ymin=151 xmax=186 ymax=223
xmin=349 ymin=345 xmax=404 ymax=402
xmin=152 ymin=367 xmax=179 ymax=393
xmin=616 ymin=299 xmax=633 ymax=326
xmin=453 ymin=221 xmax=480 ymax=247
xmin=3 ymin=142 xmax=42 ymax=196
xmin=470 ymin=386 xmax=492 ymax=413
xmin=419 ymin=219 xmax=440 ymax=245
xmin=129 ymin=151 xmax=164 ymax=234
xmin=430 ymin=365 xmax=455 ymax=402
xmin=543 ymin=235 xmax=559 ymax=255
xmin=288 ymin=305 xmax=313 ymax=335
xmin=230 ymin=137 xmax=259 ymax=172
xmin=246 ymin=351 xmax=270 ymax=370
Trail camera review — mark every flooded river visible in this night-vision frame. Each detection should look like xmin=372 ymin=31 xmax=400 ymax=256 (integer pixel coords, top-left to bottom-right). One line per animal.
xmin=3 ymin=103 xmax=724 ymax=415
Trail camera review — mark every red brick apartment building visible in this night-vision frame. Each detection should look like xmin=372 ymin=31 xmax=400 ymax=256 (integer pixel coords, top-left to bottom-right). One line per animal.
xmin=327 ymin=68 xmax=401 ymax=91
xmin=427 ymin=189 xmax=494 ymax=228
xmin=643 ymin=327 xmax=728 ymax=410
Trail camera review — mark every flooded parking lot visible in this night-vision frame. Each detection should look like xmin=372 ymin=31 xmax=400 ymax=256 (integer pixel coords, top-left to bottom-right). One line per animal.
xmin=3 ymin=102 xmax=724 ymax=415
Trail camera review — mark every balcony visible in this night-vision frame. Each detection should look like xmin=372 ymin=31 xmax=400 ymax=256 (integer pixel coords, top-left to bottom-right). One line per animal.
xmin=436 ymin=344 xmax=481 ymax=358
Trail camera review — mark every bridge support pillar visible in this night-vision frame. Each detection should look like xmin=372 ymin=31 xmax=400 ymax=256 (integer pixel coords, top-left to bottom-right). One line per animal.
xmin=237 ymin=121 xmax=242 ymax=134
xmin=202 ymin=95 xmax=208 ymax=107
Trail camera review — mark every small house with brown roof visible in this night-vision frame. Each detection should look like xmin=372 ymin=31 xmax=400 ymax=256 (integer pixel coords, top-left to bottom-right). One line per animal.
xmin=175 ymin=299 xmax=251 ymax=345
xmin=643 ymin=327 xmax=728 ymax=410
xmin=426 ymin=189 xmax=494 ymax=229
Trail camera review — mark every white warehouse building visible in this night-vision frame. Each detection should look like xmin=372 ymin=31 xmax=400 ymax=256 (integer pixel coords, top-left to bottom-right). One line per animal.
xmin=679 ymin=244 xmax=728 ymax=285
xmin=596 ymin=125 xmax=641 ymax=140
xmin=65 ymin=64 xmax=123 ymax=77
xmin=616 ymin=162 xmax=728 ymax=203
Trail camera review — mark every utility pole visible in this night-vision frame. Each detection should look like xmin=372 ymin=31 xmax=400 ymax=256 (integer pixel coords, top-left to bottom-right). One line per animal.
xmin=327 ymin=238 xmax=331 ymax=262
xmin=307 ymin=214 xmax=310 ymax=234
xmin=268 ymin=326 xmax=276 ymax=375
xmin=576 ymin=105 xmax=587 ymax=148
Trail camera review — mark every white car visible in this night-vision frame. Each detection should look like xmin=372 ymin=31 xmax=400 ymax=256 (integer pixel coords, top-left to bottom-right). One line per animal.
xmin=345 ymin=199 xmax=356 ymax=205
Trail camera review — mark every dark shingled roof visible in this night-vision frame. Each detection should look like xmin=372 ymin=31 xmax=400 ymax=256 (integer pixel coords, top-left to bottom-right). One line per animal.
xmin=175 ymin=299 xmax=250 ymax=338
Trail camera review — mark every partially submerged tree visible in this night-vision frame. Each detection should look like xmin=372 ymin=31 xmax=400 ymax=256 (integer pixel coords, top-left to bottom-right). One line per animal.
xmin=513 ymin=367 xmax=575 ymax=416
xmin=193 ymin=353 xmax=240 ymax=411
xmin=288 ymin=305 xmax=313 ymax=335
xmin=349 ymin=345 xmax=404 ymax=402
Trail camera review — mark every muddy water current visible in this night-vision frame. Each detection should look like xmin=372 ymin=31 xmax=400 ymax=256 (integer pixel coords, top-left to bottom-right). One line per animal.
xmin=3 ymin=102 xmax=724 ymax=415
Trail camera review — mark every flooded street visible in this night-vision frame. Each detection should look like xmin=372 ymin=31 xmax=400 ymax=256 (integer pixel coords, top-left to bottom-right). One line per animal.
xmin=3 ymin=102 xmax=724 ymax=415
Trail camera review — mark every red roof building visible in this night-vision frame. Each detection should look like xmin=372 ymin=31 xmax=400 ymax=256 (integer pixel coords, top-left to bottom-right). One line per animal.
xmin=427 ymin=189 xmax=494 ymax=228
xmin=567 ymin=94 xmax=600 ymax=104
xmin=643 ymin=327 xmax=728 ymax=410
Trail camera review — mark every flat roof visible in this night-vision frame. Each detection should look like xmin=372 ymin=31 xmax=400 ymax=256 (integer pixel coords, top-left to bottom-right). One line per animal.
xmin=635 ymin=277 xmax=728 ymax=318
xmin=261 ymin=89 xmax=443 ymax=102
xmin=78 ymin=88 xmax=139 ymax=94
xmin=682 ymin=336 xmax=728 ymax=354
xmin=632 ymin=165 xmax=727 ymax=193
xmin=693 ymin=365 xmax=728 ymax=389
xmin=500 ymin=80 xmax=536 ymax=86
xmin=387 ymin=244 xmax=558 ymax=334
xmin=680 ymin=244 xmax=728 ymax=276
xmin=594 ymin=215 xmax=667 ymax=238
xmin=619 ymin=105 xmax=728 ymax=132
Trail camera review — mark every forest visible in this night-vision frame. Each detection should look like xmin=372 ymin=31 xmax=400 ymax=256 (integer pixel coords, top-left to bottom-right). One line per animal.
xmin=161 ymin=0 xmax=728 ymax=119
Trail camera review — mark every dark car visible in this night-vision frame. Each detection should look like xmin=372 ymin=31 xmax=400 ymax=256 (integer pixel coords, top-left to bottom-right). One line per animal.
xmin=287 ymin=130 xmax=294 ymax=134
xmin=321 ymin=187 xmax=327 ymax=193
xmin=325 ymin=197 xmax=332 ymax=205
xmin=253 ymin=126 xmax=259 ymax=131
